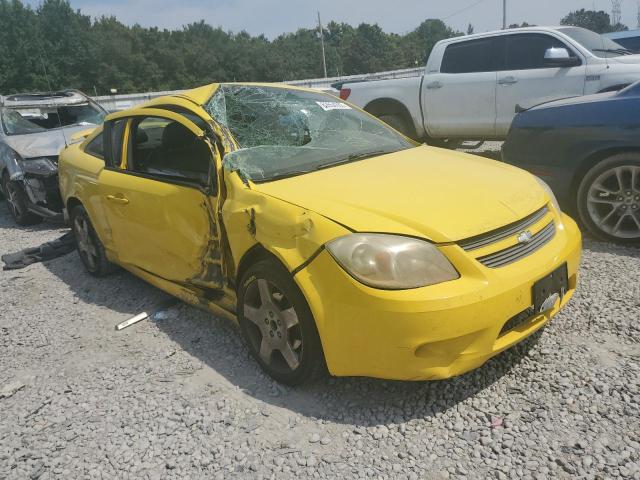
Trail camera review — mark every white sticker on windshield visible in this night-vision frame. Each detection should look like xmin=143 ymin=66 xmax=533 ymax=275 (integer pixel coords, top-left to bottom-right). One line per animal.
xmin=315 ymin=101 xmax=352 ymax=111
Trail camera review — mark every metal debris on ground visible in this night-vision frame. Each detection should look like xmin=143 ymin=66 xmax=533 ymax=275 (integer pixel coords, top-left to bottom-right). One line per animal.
xmin=115 ymin=298 xmax=179 ymax=330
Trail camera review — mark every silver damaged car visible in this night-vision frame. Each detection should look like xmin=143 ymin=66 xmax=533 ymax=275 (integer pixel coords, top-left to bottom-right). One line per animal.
xmin=0 ymin=90 xmax=106 ymax=225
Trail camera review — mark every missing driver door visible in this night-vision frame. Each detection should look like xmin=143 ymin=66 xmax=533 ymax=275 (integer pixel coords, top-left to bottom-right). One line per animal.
xmin=101 ymin=108 xmax=223 ymax=290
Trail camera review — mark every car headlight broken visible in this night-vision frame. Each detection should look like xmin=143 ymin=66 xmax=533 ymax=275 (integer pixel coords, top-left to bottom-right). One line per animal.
xmin=18 ymin=157 xmax=57 ymax=176
xmin=326 ymin=233 xmax=459 ymax=290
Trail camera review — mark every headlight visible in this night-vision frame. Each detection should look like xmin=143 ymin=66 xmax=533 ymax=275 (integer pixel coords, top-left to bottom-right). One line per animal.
xmin=534 ymin=176 xmax=561 ymax=213
xmin=18 ymin=157 xmax=57 ymax=175
xmin=326 ymin=233 xmax=459 ymax=290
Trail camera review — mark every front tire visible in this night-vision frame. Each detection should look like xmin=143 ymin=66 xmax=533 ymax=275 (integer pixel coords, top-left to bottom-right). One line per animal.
xmin=70 ymin=204 xmax=118 ymax=276
xmin=237 ymin=259 xmax=325 ymax=385
xmin=2 ymin=173 xmax=43 ymax=226
xmin=576 ymin=153 xmax=640 ymax=244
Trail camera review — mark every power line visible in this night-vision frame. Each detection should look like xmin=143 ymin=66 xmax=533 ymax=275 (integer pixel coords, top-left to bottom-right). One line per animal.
xmin=442 ymin=0 xmax=488 ymax=20
xmin=611 ymin=0 xmax=623 ymax=25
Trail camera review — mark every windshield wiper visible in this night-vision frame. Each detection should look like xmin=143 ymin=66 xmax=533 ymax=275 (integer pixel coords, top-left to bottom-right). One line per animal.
xmin=315 ymin=150 xmax=389 ymax=171
xmin=593 ymin=48 xmax=633 ymax=55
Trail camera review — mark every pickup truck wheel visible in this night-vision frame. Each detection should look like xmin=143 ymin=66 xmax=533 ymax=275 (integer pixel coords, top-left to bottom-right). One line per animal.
xmin=426 ymin=138 xmax=463 ymax=150
xmin=2 ymin=173 xmax=43 ymax=226
xmin=237 ymin=259 xmax=326 ymax=385
xmin=577 ymin=153 xmax=640 ymax=245
xmin=70 ymin=204 xmax=118 ymax=276
xmin=378 ymin=114 xmax=412 ymax=138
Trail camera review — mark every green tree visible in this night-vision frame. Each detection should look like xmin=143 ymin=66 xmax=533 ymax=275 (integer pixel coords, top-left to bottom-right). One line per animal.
xmin=0 ymin=1 xmax=463 ymax=94
xmin=560 ymin=8 xmax=628 ymax=33
xmin=400 ymin=19 xmax=461 ymax=67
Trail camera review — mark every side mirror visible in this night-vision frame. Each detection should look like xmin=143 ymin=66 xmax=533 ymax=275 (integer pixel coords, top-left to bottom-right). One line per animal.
xmin=544 ymin=47 xmax=579 ymax=66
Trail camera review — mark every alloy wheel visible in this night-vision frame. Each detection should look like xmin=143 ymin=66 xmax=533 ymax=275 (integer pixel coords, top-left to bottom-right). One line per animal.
xmin=243 ymin=278 xmax=303 ymax=374
xmin=4 ymin=181 xmax=22 ymax=218
xmin=587 ymin=165 xmax=640 ymax=239
xmin=74 ymin=215 xmax=98 ymax=270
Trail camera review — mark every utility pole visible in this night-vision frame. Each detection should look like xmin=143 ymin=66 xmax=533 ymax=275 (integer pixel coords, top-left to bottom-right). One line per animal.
xmin=611 ymin=0 xmax=623 ymax=26
xmin=637 ymin=0 xmax=639 ymax=27
xmin=502 ymin=0 xmax=507 ymax=29
xmin=318 ymin=11 xmax=328 ymax=79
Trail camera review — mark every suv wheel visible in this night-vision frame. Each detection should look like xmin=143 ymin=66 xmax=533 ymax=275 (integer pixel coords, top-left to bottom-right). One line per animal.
xmin=577 ymin=153 xmax=640 ymax=244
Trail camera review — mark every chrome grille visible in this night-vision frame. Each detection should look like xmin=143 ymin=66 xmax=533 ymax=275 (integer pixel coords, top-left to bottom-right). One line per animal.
xmin=458 ymin=206 xmax=549 ymax=251
xmin=477 ymin=222 xmax=556 ymax=268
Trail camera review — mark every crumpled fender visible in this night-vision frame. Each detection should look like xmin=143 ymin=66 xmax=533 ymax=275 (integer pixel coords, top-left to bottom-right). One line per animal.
xmin=0 ymin=144 xmax=23 ymax=181
xmin=221 ymin=170 xmax=350 ymax=276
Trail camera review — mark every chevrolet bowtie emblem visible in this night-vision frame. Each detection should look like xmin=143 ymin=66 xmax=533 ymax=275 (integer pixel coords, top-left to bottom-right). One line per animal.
xmin=517 ymin=230 xmax=534 ymax=244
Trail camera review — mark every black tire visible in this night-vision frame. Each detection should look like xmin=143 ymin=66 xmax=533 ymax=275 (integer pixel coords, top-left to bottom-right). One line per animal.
xmin=2 ymin=173 xmax=43 ymax=226
xmin=237 ymin=258 xmax=325 ymax=385
xmin=378 ymin=114 xmax=413 ymax=139
xmin=70 ymin=204 xmax=118 ymax=276
xmin=425 ymin=137 xmax=464 ymax=150
xmin=576 ymin=153 xmax=640 ymax=245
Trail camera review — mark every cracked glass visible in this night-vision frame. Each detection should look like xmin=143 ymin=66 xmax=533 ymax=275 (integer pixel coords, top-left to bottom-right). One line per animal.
xmin=205 ymin=85 xmax=413 ymax=182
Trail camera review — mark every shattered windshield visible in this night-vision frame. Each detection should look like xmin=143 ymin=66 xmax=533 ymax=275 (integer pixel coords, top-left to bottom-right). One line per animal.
xmin=205 ymin=85 xmax=413 ymax=182
xmin=1 ymin=103 xmax=106 ymax=136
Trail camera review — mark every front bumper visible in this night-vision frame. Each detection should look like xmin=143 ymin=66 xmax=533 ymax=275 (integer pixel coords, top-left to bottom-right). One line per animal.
xmin=294 ymin=213 xmax=582 ymax=381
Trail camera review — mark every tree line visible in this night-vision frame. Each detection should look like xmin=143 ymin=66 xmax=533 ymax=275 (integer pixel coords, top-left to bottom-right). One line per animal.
xmin=0 ymin=0 xmax=631 ymax=95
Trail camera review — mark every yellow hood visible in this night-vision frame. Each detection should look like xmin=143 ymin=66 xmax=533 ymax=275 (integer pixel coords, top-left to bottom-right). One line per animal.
xmin=251 ymin=145 xmax=547 ymax=243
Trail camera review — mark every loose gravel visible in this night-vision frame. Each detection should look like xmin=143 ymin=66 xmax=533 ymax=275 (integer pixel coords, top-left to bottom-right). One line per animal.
xmin=0 ymin=196 xmax=639 ymax=479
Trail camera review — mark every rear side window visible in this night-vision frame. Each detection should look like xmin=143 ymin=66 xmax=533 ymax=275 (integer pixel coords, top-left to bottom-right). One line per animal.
xmin=505 ymin=34 xmax=578 ymax=70
xmin=85 ymin=132 xmax=104 ymax=159
xmin=441 ymin=38 xmax=494 ymax=74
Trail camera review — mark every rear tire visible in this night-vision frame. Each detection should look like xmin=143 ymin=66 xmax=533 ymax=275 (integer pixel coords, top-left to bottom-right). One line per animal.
xmin=70 ymin=204 xmax=118 ymax=276
xmin=237 ymin=258 xmax=325 ymax=385
xmin=576 ymin=153 xmax=640 ymax=245
xmin=425 ymin=137 xmax=464 ymax=150
xmin=378 ymin=114 xmax=413 ymax=139
xmin=2 ymin=173 xmax=43 ymax=226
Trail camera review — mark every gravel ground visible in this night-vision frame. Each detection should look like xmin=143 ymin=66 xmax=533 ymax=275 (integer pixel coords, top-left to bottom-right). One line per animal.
xmin=0 ymin=195 xmax=639 ymax=480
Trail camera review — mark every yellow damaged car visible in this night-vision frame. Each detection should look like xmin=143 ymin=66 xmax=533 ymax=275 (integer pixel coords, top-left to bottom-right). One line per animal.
xmin=59 ymin=83 xmax=582 ymax=384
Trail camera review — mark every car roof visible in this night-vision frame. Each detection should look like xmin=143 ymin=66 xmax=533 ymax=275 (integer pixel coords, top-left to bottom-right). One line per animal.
xmin=0 ymin=90 xmax=92 ymax=108
xmin=604 ymin=29 xmax=640 ymax=40
xmin=144 ymin=82 xmax=324 ymax=108
xmin=435 ymin=26 xmax=578 ymax=45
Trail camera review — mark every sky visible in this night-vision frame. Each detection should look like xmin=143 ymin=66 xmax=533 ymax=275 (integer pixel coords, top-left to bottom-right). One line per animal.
xmin=24 ymin=0 xmax=640 ymax=37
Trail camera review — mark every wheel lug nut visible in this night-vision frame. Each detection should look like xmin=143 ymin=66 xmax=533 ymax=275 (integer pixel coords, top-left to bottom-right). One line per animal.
xmin=277 ymin=332 xmax=281 ymax=338
xmin=269 ymin=331 xmax=274 ymax=337
xmin=626 ymin=190 xmax=632 ymax=195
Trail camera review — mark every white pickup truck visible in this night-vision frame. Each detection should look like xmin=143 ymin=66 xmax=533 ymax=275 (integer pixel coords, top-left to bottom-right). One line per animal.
xmin=340 ymin=26 xmax=640 ymax=144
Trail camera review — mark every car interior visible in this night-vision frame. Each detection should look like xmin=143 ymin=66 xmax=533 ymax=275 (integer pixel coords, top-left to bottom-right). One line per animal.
xmin=129 ymin=117 xmax=211 ymax=186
